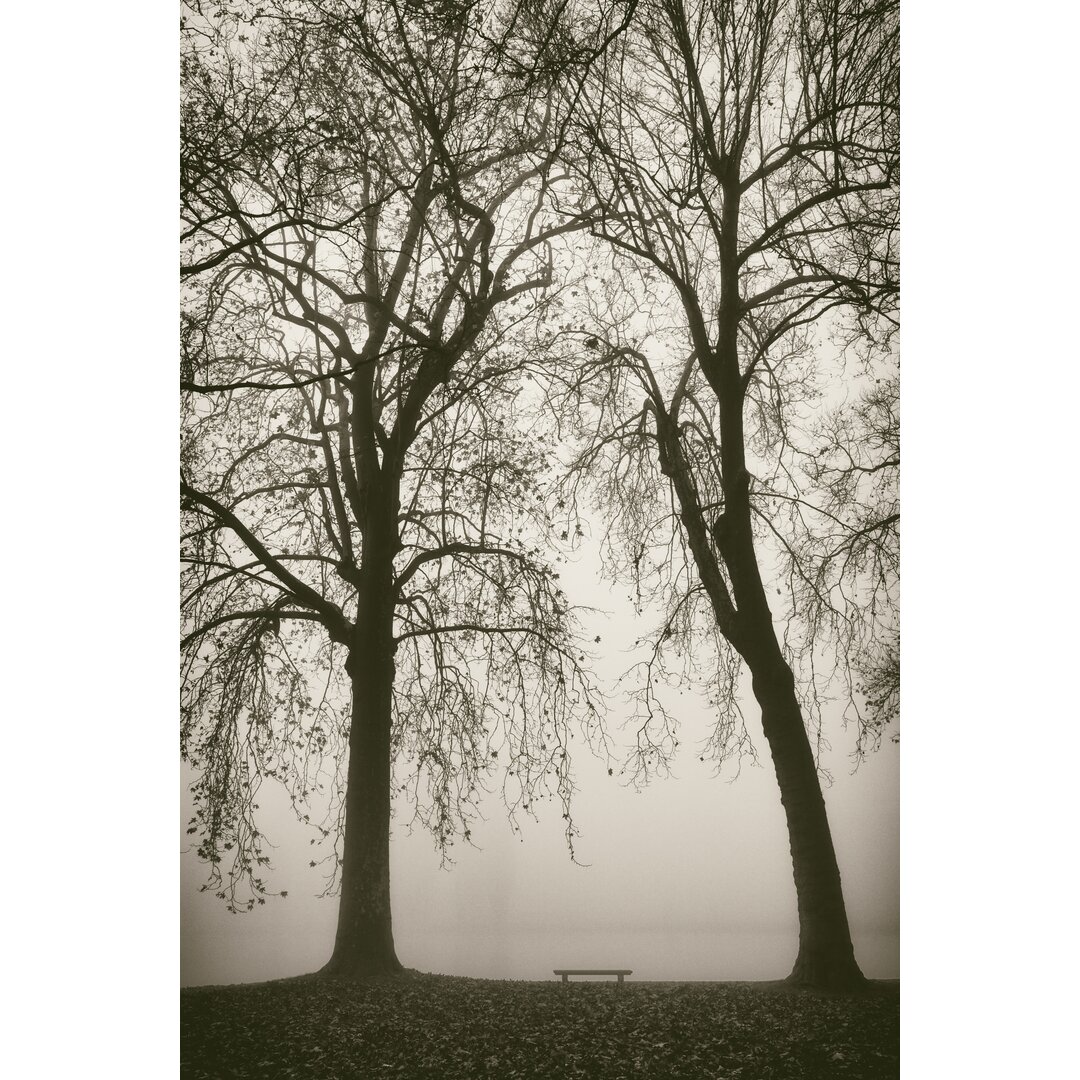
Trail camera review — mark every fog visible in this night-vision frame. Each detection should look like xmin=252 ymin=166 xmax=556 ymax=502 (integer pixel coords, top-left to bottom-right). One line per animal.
xmin=182 ymin=745 xmax=897 ymax=986
xmin=182 ymin=545 xmax=898 ymax=987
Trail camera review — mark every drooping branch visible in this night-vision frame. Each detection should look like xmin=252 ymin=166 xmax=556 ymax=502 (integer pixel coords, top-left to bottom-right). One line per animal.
xmin=181 ymin=481 xmax=351 ymax=642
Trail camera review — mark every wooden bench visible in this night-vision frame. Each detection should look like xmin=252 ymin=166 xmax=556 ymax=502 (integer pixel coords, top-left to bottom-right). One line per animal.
xmin=553 ymin=969 xmax=632 ymax=986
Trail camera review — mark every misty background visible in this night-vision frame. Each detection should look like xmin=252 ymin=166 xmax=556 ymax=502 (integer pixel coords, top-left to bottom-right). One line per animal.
xmin=181 ymin=540 xmax=898 ymax=987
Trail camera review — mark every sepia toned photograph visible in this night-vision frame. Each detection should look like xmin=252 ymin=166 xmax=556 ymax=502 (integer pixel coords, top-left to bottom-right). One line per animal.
xmin=180 ymin=0 xmax=899 ymax=1075
xmin=8 ymin=3 xmax=1079 ymax=1079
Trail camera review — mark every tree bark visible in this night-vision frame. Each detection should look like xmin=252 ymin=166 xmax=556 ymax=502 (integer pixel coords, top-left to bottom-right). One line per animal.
xmin=750 ymin=655 xmax=865 ymax=989
xmin=663 ymin=399 xmax=867 ymax=988
xmin=719 ymin=468 xmax=865 ymax=989
xmin=321 ymin=574 xmax=403 ymax=977
xmin=710 ymin=199 xmax=864 ymax=986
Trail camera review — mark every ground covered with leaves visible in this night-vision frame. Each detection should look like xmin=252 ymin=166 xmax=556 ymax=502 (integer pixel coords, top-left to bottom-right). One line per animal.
xmin=181 ymin=971 xmax=898 ymax=1079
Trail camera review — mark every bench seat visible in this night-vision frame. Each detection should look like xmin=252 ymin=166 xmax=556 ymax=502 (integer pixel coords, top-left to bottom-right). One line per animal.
xmin=553 ymin=969 xmax=632 ymax=985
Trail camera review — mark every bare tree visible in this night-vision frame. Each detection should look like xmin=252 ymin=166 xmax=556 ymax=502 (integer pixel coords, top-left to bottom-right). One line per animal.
xmin=548 ymin=0 xmax=898 ymax=987
xmin=794 ymin=370 xmax=899 ymax=754
xmin=180 ymin=0 xmax=616 ymax=976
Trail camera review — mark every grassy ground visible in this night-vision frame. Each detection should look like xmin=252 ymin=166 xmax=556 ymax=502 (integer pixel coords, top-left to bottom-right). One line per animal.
xmin=181 ymin=970 xmax=899 ymax=1079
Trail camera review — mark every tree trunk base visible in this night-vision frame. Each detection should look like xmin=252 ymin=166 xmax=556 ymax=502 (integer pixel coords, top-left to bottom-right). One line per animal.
xmin=319 ymin=912 xmax=404 ymax=980
xmin=786 ymin=949 xmax=867 ymax=991
xmin=319 ymin=950 xmax=404 ymax=979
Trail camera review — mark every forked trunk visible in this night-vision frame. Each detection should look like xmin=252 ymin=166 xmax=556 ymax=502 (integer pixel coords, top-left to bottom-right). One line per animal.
xmin=675 ymin=450 xmax=868 ymax=989
xmin=703 ymin=307 xmax=865 ymax=990
xmin=321 ymin=586 xmax=403 ymax=978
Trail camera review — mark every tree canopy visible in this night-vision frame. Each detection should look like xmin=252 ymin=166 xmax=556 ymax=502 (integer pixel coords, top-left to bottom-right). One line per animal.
xmin=180 ymin=0 xmax=621 ymax=950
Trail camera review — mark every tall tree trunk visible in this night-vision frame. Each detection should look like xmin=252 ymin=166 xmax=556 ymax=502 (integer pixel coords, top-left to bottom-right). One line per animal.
xmin=708 ymin=246 xmax=864 ymax=988
xmin=662 ymin=399 xmax=867 ymax=988
xmin=749 ymin=652 xmax=865 ymax=989
xmin=321 ymin=576 xmax=403 ymax=977
xmin=721 ymin=477 xmax=865 ymax=989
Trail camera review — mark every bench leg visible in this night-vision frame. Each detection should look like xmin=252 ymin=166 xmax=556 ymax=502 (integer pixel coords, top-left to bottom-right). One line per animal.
xmin=561 ymin=974 xmax=568 ymax=984
xmin=617 ymin=974 xmax=624 ymax=988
